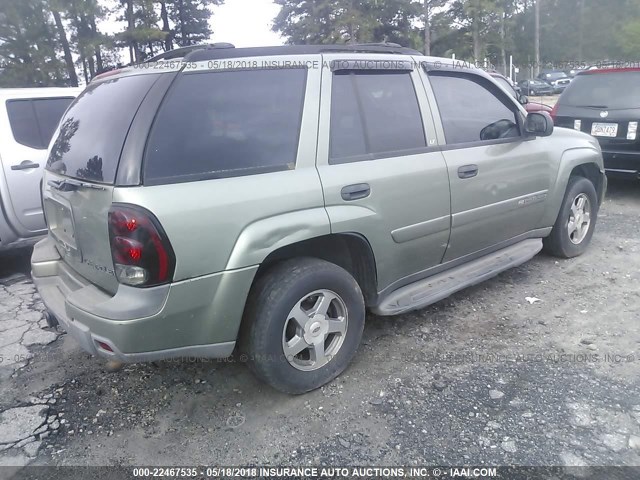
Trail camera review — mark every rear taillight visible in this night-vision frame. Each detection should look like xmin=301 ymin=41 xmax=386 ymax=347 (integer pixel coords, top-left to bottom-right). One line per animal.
xmin=550 ymin=103 xmax=559 ymax=123
xmin=108 ymin=205 xmax=175 ymax=287
xmin=628 ymin=122 xmax=638 ymax=140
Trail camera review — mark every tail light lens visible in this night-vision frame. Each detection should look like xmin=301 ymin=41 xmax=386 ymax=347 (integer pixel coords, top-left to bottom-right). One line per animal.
xmin=550 ymin=103 xmax=559 ymax=123
xmin=108 ymin=205 xmax=175 ymax=287
xmin=628 ymin=122 xmax=638 ymax=140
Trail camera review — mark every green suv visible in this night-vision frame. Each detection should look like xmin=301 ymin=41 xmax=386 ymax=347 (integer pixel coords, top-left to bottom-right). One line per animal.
xmin=31 ymin=44 xmax=606 ymax=394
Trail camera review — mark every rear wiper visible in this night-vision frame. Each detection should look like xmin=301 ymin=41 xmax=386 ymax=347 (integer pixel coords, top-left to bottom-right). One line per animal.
xmin=47 ymin=179 xmax=105 ymax=191
xmin=576 ymin=105 xmax=609 ymax=109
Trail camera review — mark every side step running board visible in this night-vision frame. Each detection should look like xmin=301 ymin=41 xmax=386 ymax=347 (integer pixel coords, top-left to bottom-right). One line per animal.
xmin=373 ymin=239 xmax=543 ymax=316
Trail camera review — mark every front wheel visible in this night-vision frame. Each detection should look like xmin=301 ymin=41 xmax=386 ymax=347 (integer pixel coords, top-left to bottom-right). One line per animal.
xmin=543 ymin=176 xmax=598 ymax=258
xmin=240 ymin=258 xmax=365 ymax=394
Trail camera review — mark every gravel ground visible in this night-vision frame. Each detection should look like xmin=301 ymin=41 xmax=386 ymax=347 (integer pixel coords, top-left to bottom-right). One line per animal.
xmin=0 ymin=179 xmax=639 ymax=474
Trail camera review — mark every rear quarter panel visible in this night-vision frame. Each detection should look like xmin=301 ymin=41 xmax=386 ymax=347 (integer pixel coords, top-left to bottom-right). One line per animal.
xmin=114 ymin=57 xmax=327 ymax=280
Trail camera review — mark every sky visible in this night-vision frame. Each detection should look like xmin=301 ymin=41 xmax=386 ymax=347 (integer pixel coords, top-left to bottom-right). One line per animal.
xmin=210 ymin=0 xmax=284 ymax=47
xmin=100 ymin=0 xmax=284 ymax=49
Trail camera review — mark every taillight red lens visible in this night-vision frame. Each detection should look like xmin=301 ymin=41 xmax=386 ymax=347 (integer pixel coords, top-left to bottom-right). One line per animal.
xmin=108 ymin=205 xmax=175 ymax=287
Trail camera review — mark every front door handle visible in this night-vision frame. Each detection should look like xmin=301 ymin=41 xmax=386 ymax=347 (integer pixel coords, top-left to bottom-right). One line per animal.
xmin=341 ymin=183 xmax=370 ymax=201
xmin=458 ymin=164 xmax=479 ymax=179
xmin=11 ymin=161 xmax=40 ymax=171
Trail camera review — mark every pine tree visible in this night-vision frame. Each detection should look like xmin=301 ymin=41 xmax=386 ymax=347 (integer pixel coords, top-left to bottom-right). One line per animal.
xmin=168 ymin=0 xmax=222 ymax=48
xmin=0 ymin=0 xmax=67 ymax=87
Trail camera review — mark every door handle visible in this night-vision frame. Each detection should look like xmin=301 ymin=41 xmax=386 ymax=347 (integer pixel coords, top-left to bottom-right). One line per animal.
xmin=341 ymin=183 xmax=370 ymax=201
xmin=11 ymin=161 xmax=40 ymax=171
xmin=458 ymin=164 xmax=479 ymax=179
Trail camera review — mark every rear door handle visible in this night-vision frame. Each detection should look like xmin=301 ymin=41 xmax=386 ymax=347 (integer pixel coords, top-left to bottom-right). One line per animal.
xmin=341 ymin=183 xmax=370 ymax=201
xmin=458 ymin=164 xmax=479 ymax=179
xmin=11 ymin=161 xmax=40 ymax=171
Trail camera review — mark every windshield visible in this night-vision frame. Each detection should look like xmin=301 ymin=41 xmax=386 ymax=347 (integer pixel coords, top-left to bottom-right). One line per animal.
xmin=46 ymin=74 xmax=159 ymax=184
xmin=561 ymin=72 xmax=640 ymax=109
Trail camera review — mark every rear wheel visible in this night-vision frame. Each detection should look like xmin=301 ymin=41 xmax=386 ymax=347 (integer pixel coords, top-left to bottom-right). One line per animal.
xmin=240 ymin=258 xmax=365 ymax=394
xmin=543 ymin=176 xmax=598 ymax=258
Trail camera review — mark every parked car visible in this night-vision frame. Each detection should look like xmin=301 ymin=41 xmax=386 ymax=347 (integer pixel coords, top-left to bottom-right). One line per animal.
xmin=518 ymin=79 xmax=555 ymax=96
xmin=552 ymin=67 xmax=640 ymax=178
xmin=537 ymin=70 xmax=572 ymax=93
xmin=0 ymin=87 xmax=82 ymax=250
xmin=489 ymin=72 xmax=553 ymax=114
xmin=32 ymin=44 xmax=606 ymax=394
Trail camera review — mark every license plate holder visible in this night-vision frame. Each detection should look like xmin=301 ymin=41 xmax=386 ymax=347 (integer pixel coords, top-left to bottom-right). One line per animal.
xmin=44 ymin=197 xmax=82 ymax=261
xmin=591 ymin=122 xmax=618 ymax=137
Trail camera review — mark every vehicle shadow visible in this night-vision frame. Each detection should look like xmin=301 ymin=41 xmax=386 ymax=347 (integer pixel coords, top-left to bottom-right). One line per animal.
xmin=604 ymin=177 xmax=640 ymax=202
xmin=0 ymin=246 xmax=33 ymax=280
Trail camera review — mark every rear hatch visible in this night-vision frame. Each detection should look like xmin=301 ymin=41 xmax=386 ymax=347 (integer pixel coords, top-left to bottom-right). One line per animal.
xmin=43 ymin=72 xmax=162 ymax=294
xmin=555 ymin=71 xmax=640 ymax=152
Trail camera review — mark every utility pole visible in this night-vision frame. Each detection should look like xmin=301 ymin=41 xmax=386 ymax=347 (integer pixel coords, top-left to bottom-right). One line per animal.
xmin=424 ymin=0 xmax=431 ymax=56
xmin=534 ymin=0 xmax=541 ymax=76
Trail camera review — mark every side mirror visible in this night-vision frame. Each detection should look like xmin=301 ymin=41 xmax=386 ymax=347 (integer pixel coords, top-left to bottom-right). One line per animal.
xmin=519 ymin=94 xmax=529 ymax=105
xmin=524 ymin=112 xmax=554 ymax=137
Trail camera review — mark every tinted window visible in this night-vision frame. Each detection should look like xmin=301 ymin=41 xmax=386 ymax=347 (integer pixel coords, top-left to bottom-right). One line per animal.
xmin=6 ymin=98 xmax=74 ymax=149
xmin=33 ymin=98 xmax=74 ymax=146
xmin=47 ymin=74 xmax=160 ymax=184
xmin=6 ymin=100 xmax=40 ymax=149
xmin=144 ymin=68 xmax=307 ymax=184
xmin=493 ymin=76 xmax=517 ymax=98
xmin=330 ymin=71 xmax=426 ymax=163
xmin=561 ymin=72 xmax=640 ymax=109
xmin=430 ymin=74 xmax=520 ymax=144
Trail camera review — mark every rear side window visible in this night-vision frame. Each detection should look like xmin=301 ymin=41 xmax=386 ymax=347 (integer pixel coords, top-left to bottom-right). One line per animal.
xmin=144 ymin=68 xmax=307 ymax=184
xmin=330 ymin=71 xmax=426 ymax=163
xmin=430 ymin=73 xmax=520 ymax=145
xmin=46 ymin=74 xmax=159 ymax=184
xmin=6 ymin=98 xmax=73 ymax=149
xmin=561 ymin=72 xmax=640 ymax=109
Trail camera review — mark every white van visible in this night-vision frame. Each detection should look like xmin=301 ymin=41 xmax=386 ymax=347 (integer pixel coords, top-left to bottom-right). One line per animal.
xmin=0 ymin=87 xmax=82 ymax=250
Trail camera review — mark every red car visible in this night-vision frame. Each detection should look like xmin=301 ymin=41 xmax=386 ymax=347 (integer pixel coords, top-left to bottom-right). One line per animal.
xmin=489 ymin=72 xmax=553 ymax=114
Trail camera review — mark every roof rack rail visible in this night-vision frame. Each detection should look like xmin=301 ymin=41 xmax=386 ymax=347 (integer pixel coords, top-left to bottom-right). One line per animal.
xmin=145 ymin=43 xmax=236 ymax=63
xmin=183 ymin=43 xmax=421 ymax=62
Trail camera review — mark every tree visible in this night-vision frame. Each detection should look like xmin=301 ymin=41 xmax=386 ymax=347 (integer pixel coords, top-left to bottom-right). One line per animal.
xmin=168 ymin=0 xmax=222 ymax=48
xmin=534 ymin=0 xmax=539 ymax=75
xmin=0 ymin=0 xmax=67 ymax=87
xmin=50 ymin=0 xmax=78 ymax=86
xmin=115 ymin=0 xmax=167 ymax=62
xmin=273 ymin=0 xmax=422 ymax=47
xmin=423 ymin=0 xmax=447 ymax=55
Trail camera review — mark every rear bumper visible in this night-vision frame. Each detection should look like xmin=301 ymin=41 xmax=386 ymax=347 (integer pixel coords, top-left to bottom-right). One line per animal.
xmin=31 ymin=236 xmax=257 ymax=362
xmin=602 ymin=150 xmax=640 ymax=178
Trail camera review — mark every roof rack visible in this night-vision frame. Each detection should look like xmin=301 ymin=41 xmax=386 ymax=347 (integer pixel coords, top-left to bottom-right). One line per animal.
xmin=182 ymin=43 xmax=421 ymax=62
xmin=145 ymin=43 xmax=236 ymax=63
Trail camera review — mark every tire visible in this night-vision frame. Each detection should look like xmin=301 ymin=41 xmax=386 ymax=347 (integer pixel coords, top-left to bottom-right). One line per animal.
xmin=543 ymin=176 xmax=598 ymax=258
xmin=240 ymin=257 xmax=365 ymax=394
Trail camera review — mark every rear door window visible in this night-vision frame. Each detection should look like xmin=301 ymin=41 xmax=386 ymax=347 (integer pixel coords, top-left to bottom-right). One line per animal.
xmin=46 ymin=74 xmax=160 ymax=184
xmin=329 ymin=71 xmax=427 ymax=163
xmin=561 ymin=72 xmax=640 ymax=109
xmin=6 ymin=98 xmax=74 ymax=149
xmin=144 ymin=68 xmax=307 ymax=184
xmin=429 ymin=73 xmax=520 ymax=145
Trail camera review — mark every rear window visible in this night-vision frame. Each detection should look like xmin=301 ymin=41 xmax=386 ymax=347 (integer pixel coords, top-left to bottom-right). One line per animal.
xmin=560 ymin=72 xmax=640 ymax=109
xmin=6 ymin=97 xmax=73 ymax=149
xmin=144 ymin=68 xmax=307 ymax=184
xmin=46 ymin=74 xmax=160 ymax=184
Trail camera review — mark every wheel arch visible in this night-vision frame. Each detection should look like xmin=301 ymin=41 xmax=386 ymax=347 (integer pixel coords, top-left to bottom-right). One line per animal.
xmin=254 ymin=233 xmax=379 ymax=307
xmin=542 ymin=149 xmax=605 ymax=227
